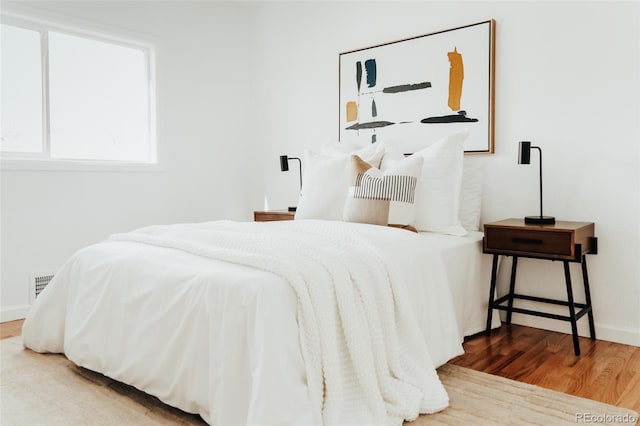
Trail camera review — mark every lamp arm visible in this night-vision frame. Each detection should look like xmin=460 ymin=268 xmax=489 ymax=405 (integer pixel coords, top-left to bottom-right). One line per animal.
xmin=532 ymin=146 xmax=543 ymax=218
xmin=288 ymin=157 xmax=303 ymax=192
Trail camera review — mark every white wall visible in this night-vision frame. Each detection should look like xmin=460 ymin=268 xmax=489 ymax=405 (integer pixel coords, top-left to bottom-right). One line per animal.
xmin=1 ymin=1 xmax=254 ymax=320
xmin=248 ymin=1 xmax=640 ymax=346
xmin=2 ymin=1 xmax=639 ymax=347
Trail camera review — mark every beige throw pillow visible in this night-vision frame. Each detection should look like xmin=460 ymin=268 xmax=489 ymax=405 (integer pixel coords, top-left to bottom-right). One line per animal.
xmin=343 ymin=154 xmax=423 ymax=229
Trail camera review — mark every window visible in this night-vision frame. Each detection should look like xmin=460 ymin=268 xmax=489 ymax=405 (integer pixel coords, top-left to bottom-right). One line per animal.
xmin=1 ymin=16 xmax=156 ymax=165
xmin=1 ymin=24 xmax=43 ymax=154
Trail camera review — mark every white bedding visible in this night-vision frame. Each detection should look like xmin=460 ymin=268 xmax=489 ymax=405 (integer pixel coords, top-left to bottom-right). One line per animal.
xmin=418 ymin=230 xmax=502 ymax=338
xmin=22 ymin=219 xmax=499 ymax=425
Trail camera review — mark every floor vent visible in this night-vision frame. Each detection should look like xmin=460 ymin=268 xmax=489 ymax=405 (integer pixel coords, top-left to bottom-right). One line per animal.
xmin=30 ymin=272 xmax=55 ymax=303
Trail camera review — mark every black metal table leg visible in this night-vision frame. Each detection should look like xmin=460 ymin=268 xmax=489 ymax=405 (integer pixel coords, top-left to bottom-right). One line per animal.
xmin=506 ymin=256 xmax=518 ymax=324
xmin=485 ymin=254 xmax=499 ymax=335
xmin=563 ymin=261 xmax=581 ymax=355
xmin=581 ymin=257 xmax=596 ymax=340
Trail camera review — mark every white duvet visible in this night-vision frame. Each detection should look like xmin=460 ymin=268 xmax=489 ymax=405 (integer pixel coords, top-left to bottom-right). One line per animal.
xmin=22 ymin=220 xmax=463 ymax=426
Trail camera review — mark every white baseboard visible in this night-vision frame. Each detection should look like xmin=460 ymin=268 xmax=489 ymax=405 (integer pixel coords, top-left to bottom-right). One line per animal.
xmin=506 ymin=313 xmax=640 ymax=347
xmin=594 ymin=323 xmax=640 ymax=347
xmin=0 ymin=304 xmax=31 ymax=323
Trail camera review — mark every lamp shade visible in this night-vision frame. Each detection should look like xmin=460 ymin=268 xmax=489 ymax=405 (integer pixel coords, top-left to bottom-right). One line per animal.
xmin=518 ymin=141 xmax=531 ymax=165
xmin=279 ymin=155 xmax=289 ymax=172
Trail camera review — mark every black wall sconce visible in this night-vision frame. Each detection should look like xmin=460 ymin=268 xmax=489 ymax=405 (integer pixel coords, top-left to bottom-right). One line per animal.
xmin=279 ymin=155 xmax=302 ymax=212
xmin=518 ymin=141 xmax=555 ymax=225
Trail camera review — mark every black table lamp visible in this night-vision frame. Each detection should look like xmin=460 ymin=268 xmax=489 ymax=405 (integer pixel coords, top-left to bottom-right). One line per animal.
xmin=279 ymin=155 xmax=302 ymax=212
xmin=518 ymin=141 xmax=555 ymax=225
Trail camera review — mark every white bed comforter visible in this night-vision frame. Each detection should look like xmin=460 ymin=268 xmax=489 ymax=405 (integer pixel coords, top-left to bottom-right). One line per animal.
xmin=23 ymin=220 xmax=461 ymax=426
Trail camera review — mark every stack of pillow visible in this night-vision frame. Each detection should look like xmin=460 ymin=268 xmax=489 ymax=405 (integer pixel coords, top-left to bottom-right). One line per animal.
xmin=294 ymin=130 xmax=482 ymax=235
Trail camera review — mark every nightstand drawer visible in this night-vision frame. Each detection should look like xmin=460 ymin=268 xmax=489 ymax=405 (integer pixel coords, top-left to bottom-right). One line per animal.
xmin=483 ymin=219 xmax=595 ymax=261
xmin=485 ymin=228 xmax=572 ymax=256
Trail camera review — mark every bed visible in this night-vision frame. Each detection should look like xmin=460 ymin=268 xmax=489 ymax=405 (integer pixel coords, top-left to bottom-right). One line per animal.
xmin=22 ymin=130 xmax=502 ymax=425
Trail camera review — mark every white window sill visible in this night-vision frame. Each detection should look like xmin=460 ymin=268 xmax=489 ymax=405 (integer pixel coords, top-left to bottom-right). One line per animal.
xmin=1 ymin=158 xmax=164 ymax=172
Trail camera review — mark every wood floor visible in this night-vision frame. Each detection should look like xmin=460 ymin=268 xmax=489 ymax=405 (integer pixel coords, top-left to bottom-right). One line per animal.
xmin=449 ymin=323 xmax=640 ymax=413
xmin=3 ymin=319 xmax=639 ymax=413
xmin=0 ymin=319 xmax=23 ymax=340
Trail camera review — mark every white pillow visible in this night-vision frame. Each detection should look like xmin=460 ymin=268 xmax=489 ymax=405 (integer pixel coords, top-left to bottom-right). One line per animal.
xmin=411 ymin=130 xmax=468 ymax=236
xmin=343 ymin=154 xmax=423 ymax=227
xmin=459 ymin=159 xmax=483 ymax=231
xmin=378 ymin=138 xmax=406 ymax=170
xmin=294 ymin=146 xmax=384 ymax=221
xmin=320 ymin=138 xmax=377 ymax=157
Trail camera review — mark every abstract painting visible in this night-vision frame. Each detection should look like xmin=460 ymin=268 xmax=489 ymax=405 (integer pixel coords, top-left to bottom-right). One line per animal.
xmin=339 ymin=20 xmax=495 ymax=153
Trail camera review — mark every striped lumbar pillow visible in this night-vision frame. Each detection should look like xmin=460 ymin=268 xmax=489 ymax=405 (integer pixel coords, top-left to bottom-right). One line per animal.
xmin=343 ymin=154 xmax=423 ymax=229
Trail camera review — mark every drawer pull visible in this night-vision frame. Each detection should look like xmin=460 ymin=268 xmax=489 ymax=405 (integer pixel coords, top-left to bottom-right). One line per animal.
xmin=512 ymin=237 xmax=543 ymax=245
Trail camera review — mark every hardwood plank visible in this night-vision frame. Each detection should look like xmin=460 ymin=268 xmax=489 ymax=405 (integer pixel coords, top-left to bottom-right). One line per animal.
xmin=618 ymin=362 xmax=640 ymax=410
xmin=0 ymin=319 xmax=24 ymax=340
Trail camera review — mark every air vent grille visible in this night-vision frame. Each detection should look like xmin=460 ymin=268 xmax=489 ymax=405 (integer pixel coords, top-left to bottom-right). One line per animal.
xmin=30 ymin=272 xmax=55 ymax=303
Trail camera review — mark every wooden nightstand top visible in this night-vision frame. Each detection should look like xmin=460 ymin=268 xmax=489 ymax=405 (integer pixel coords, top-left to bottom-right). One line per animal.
xmin=483 ymin=218 xmax=596 ymax=261
xmin=484 ymin=218 xmax=594 ymax=232
xmin=253 ymin=210 xmax=295 ymax=222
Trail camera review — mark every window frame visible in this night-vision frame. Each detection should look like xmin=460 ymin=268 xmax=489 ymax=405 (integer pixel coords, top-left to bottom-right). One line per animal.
xmin=1 ymin=10 xmax=159 ymax=171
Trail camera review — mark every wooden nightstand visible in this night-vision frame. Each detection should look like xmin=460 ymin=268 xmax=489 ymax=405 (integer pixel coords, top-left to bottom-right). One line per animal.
xmin=253 ymin=210 xmax=295 ymax=222
xmin=483 ymin=218 xmax=597 ymax=355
